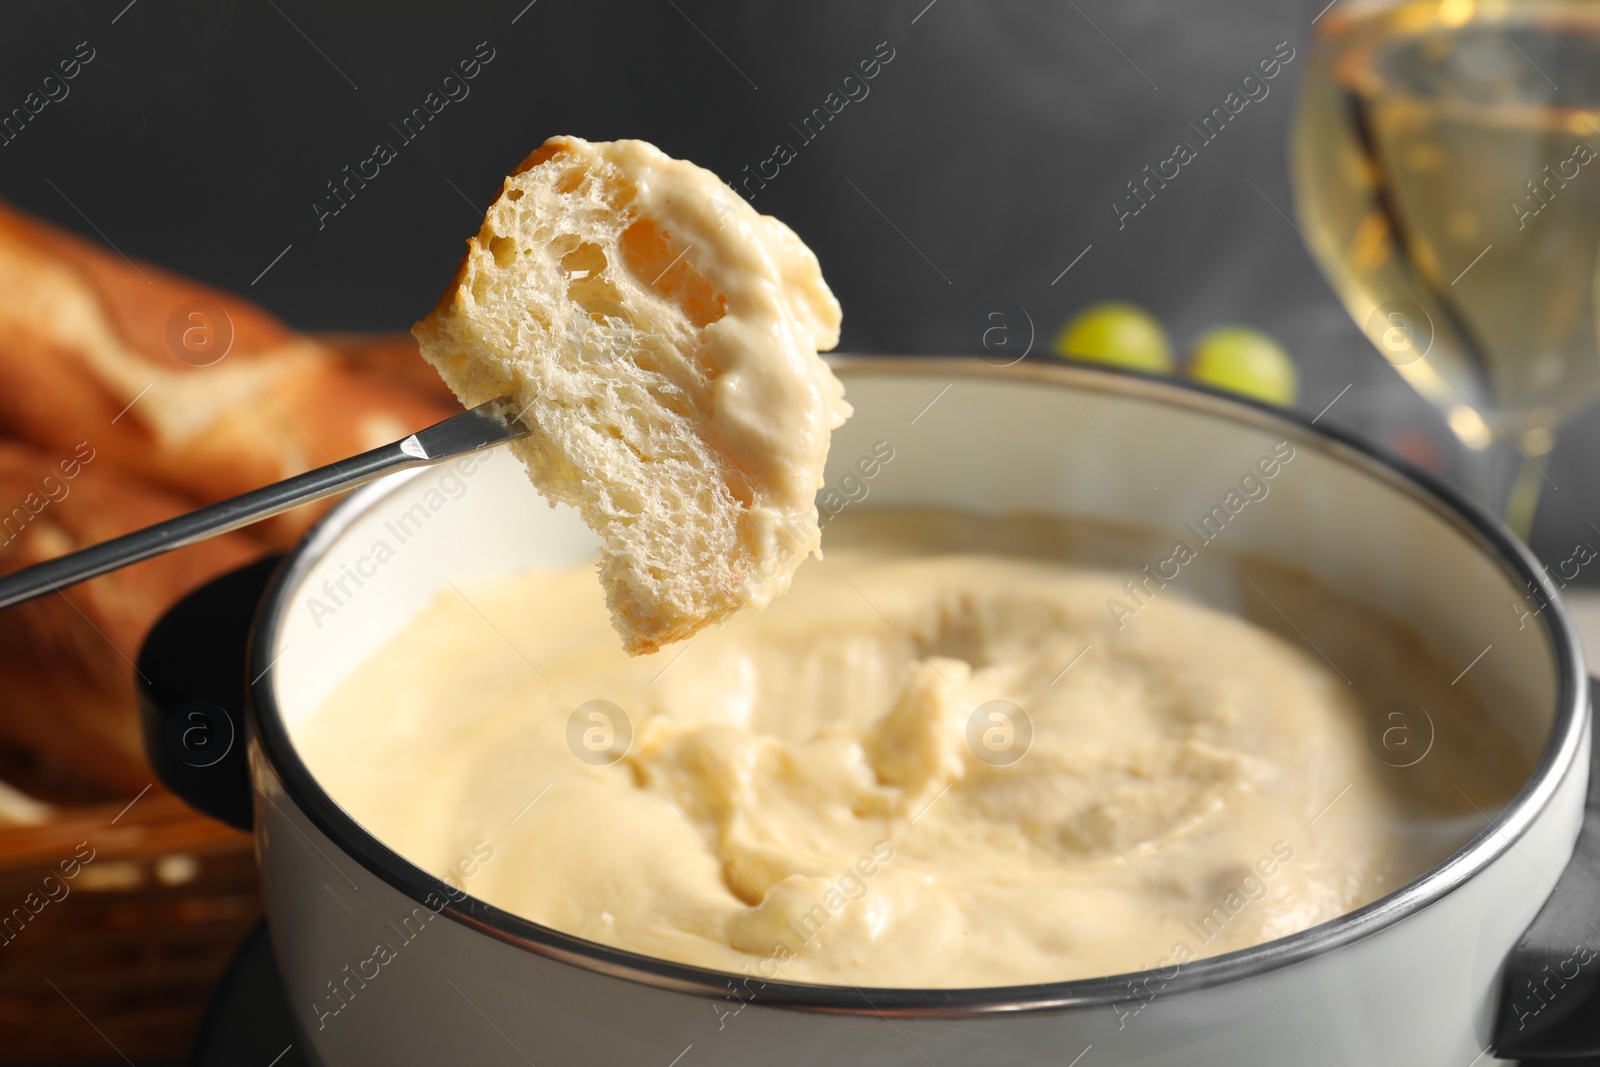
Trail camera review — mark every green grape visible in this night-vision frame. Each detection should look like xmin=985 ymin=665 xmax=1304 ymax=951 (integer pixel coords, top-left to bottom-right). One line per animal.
xmin=1186 ymin=326 xmax=1298 ymax=406
xmin=1050 ymin=302 xmax=1174 ymax=373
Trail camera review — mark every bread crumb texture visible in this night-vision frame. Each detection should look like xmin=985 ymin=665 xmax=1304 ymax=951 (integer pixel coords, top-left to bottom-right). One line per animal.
xmin=414 ymin=137 xmax=847 ymax=655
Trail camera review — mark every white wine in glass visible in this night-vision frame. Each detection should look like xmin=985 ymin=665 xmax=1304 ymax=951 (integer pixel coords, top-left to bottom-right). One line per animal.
xmin=1292 ymin=0 xmax=1600 ymax=538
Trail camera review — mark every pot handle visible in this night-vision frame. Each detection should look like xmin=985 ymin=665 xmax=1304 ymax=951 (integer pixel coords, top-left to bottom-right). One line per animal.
xmin=1493 ymin=680 xmax=1600 ymax=1060
xmin=135 ymin=555 xmax=282 ymax=832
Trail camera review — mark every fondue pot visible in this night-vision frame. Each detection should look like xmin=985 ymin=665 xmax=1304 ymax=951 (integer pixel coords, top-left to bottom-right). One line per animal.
xmin=138 ymin=358 xmax=1598 ymax=1066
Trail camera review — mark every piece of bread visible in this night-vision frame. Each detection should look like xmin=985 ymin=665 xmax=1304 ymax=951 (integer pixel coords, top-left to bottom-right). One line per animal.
xmin=414 ymin=137 xmax=849 ymax=655
xmin=0 ymin=441 xmax=261 ymax=800
xmin=0 ymin=202 xmax=455 ymax=546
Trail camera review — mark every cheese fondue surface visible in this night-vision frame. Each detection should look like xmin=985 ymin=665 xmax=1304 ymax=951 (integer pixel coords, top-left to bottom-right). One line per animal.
xmin=297 ymin=510 xmax=1526 ymax=987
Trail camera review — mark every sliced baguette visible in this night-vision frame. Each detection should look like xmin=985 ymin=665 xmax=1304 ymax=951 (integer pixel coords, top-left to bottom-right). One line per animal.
xmin=0 ymin=200 xmax=455 ymax=546
xmin=414 ymin=137 xmax=848 ymax=655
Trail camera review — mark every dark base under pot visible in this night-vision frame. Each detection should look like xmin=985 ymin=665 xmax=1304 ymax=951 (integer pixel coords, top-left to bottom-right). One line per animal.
xmin=190 ymin=924 xmax=305 ymax=1067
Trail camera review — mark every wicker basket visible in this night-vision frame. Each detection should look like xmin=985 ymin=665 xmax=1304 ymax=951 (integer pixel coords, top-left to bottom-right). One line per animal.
xmin=0 ymin=789 xmax=260 ymax=1065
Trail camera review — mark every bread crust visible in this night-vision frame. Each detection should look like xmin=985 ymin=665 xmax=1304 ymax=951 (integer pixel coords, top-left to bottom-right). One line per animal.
xmin=315 ymin=331 xmax=457 ymax=405
xmin=0 ymin=202 xmax=455 ymax=546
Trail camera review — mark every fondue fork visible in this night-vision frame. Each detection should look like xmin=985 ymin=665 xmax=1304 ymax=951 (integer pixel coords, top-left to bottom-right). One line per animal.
xmin=0 ymin=396 xmax=532 ymax=611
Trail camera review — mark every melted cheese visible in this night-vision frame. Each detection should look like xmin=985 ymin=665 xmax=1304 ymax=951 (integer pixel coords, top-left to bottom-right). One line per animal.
xmin=554 ymin=137 xmax=850 ymax=608
xmin=297 ymin=510 xmax=1527 ymax=987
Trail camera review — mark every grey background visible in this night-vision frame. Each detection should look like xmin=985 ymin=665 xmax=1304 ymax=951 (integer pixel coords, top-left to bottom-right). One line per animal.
xmin=0 ymin=0 xmax=1595 ymax=568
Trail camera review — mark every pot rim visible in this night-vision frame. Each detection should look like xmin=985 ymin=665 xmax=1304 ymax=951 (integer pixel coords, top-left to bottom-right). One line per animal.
xmin=247 ymin=355 xmax=1589 ymax=1018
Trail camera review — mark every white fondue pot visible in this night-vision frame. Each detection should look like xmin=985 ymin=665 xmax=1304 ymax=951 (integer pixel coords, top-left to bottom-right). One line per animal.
xmin=138 ymin=358 xmax=1597 ymax=1066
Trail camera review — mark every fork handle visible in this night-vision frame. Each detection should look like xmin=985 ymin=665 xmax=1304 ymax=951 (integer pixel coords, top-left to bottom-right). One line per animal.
xmin=0 ymin=395 xmax=530 ymax=611
xmin=0 ymin=439 xmax=422 ymax=612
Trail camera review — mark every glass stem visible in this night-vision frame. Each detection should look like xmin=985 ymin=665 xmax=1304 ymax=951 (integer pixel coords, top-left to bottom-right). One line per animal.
xmin=1503 ymin=427 xmax=1555 ymax=544
xmin=1461 ymin=440 xmax=1498 ymax=514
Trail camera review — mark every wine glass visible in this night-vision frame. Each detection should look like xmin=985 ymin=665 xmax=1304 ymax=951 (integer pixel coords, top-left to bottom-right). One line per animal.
xmin=1291 ymin=0 xmax=1600 ymax=540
